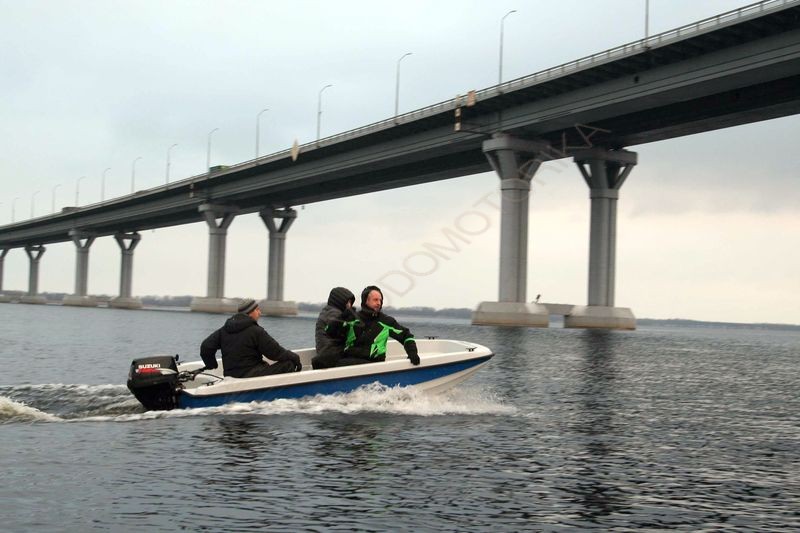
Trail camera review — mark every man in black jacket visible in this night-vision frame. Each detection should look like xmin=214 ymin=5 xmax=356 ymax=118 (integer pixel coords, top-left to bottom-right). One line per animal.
xmin=338 ymin=285 xmax=421 ymax=366
xmin=200 ymin=299 xmax=302 ymax=378
xmin=312 ymin=286 xmax=356 ymax=369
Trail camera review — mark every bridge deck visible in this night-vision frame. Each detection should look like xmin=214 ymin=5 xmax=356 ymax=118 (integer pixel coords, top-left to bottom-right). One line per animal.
xmin=2 ymin=0 xmax=799 ymax=248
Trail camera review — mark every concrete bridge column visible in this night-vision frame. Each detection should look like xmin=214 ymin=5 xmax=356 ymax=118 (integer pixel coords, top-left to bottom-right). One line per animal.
xmin=110 ymin=232 xmax=143 ymax=309
xmin=258 ymin=207 xmax=298 ymax=316
xmin=566 ymin=147 xmax=637 ymax=330
xmin=64 ymin=230 xmax=98 ymax=307
xmin=21 ymin=245 xmax=47 ymax=305
xmin=472 ymin=133 xmax=551 ymax=327
xmin=0 ymin=248 xmax=10 ymax=302
xmin=191 ymin=203 xmax=239 ymax=313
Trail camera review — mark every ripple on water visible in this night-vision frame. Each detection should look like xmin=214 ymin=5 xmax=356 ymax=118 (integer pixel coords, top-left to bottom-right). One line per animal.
xmin=1 ymin=306 xmax=799 ymax=530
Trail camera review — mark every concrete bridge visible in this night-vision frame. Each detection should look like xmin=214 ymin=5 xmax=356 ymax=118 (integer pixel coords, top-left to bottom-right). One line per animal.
xmin=1 ymin=0 xmax=799 ymax=328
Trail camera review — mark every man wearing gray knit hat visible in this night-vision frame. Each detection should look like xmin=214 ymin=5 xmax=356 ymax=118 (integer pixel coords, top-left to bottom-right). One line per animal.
xmin=200 ymin=298 xmax=302 ymax=377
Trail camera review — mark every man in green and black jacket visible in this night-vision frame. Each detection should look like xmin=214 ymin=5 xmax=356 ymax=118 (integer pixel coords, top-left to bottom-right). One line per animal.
xmin=336 ymin=285 xmax=421 ymax=367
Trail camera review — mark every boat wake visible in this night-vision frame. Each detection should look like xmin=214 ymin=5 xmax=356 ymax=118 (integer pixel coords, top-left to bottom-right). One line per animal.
xmin=1 ymin=382 xmax=515 ymax=424
xmin=1 ymin=383 xmax=142 ymax=423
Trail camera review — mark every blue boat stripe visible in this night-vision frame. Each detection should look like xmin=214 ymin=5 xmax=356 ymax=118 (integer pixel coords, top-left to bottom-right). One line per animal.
xmin=179 ymin=355 xmax=492 ymax=409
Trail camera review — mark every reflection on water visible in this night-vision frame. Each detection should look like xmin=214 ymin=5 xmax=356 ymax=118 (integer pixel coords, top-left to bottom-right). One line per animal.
xmin=207 ymin=418 xmax=267 ymax=465
xmin=311 ymin=416 xmax=385 ymax=473
xmin=573 ymin=330 xmax=628 ymax=523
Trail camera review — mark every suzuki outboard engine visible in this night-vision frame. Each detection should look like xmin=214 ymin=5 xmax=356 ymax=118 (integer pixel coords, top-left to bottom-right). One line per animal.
xmin=127 ymin=355 xmax=180 ymax=410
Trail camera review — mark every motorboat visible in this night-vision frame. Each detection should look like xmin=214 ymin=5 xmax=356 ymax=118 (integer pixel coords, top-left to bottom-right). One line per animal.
xmin=127 ymin=338 xmax=494 ymax=410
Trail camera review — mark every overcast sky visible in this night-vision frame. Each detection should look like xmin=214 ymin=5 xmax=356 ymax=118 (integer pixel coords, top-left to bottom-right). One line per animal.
xmin=1 ymin=0 xmax=798 ymax=325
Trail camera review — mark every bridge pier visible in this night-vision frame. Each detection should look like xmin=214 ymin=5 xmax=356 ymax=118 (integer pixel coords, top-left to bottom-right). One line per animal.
xmin=565 ymin=148 xmax=637 ymax=330
xmin=0 ymin=248 xmax=10 ymax=302
xmin=63 ymin=230 xmax=98 ymax=307
xmin=20 ymin=245 xmax=47 ymax=305
xmin=110 ymin=232 xmax=143 ymax=309
xmin=472 ymin=134 xmax=550 ymax=327
xmin=191 ymin=204 xmax=239 ymax=313
xmin=259 ymin=207 xmax=298 ymax=316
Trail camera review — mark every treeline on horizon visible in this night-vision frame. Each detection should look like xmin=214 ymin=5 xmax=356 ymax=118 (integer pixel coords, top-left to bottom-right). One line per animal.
xmin=136 ymin=296 xmax=474 ymax=318
xmin=6 ymin=292 xmax=474 ymax=318
xmin=4 ymin=292 xmax=798 ymax=329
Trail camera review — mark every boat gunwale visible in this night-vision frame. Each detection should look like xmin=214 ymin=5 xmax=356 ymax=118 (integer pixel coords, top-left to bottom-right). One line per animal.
xmin=179 ymin=346 xmax=493 ymax=400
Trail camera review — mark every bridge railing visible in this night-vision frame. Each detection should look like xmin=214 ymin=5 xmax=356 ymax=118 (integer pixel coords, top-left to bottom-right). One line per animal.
xmin=494 ymin=0 xmax=795 ymax=95
xmin=6 ymin=0 xmax=795 ymax=224
xmin=236 ymin=0 xmax=795 ymax=168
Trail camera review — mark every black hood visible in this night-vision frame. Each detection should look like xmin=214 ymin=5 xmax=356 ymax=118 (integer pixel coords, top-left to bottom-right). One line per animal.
xmin=224 ymin=313 xmax=256 ymax=333
xmin=327 ymin=287 xmax=355 ymax=311
xmin=360 ymin=285 xmax=383 ymax=313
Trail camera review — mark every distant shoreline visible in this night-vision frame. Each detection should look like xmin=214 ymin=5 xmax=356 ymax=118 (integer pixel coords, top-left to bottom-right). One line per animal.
xmin=2 ymin=291 xmax=798 ymax=331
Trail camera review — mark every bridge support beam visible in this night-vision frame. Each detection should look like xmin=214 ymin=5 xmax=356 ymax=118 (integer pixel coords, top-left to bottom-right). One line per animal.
xmin=565 ymin=147 xmax=637 ymax=330
xmin=191 ymin=204 xmax=239 ymax=313
xmin=64 ymin=230 xmax=99 ymax=307
xmin=258 ymin=207 xmax=298 ymax=316
xmin=472 ymin=134 xmax=551 ymax=327
xmin=0 ymin=248 xmax=10 ymax=303
xmin=20 ymin=245 xmax=47 ymax=305
xmin=110 ymin=232 xmax=143 ymax=309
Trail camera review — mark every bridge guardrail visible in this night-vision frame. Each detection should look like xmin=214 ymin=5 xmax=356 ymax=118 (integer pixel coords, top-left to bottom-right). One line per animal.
xmin=233 ymin=0 xmax=797 ymax=170
xmin=5 ymin=0 xmax=796 ymax=223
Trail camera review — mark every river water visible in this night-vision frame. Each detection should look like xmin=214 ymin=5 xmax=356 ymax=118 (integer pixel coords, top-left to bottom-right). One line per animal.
xmin=1 ymin=303 xmax=798 ymax=531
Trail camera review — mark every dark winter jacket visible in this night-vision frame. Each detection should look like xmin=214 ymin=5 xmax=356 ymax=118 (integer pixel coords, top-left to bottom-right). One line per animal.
xmin=200 ymin=313 xmax=299 ymax=378
xmin=343 ymin=307 xmax=418 ymax=363
xmin=313 ymin=288 xmax=356 ymax=366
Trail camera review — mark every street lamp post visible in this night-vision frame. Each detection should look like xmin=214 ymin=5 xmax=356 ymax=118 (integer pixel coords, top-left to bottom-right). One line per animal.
xmin=645 ymin=0 xmax=650 ymax=39
xmin=499 ymin=10 xmax=517 ymax=85
xmin=12 ymin=197 xmax=20 ymax=222
xmin=317 ymin=84 xmax=333 ymax=141
xmin=101 ymin=167 xmax=111 ymax=202
xmin=395 ymin=52 xmax=412 ymax=117
xmin=207 ymin=128 xmax=219 ymax=171
xmin=131 ymin=156 xmax=142 ymax=193
xmin=31 ymin=190 xmax=40 ymax=219
xmin=75 ymin=176 xmax=86 ymax=205
xmin=74 ymin=176 xmax=85 ymax=206
xmin=256 ymin=108 xmax=269 ymax=159
xmin=51 ymin=184 xmax=61 ymax=214
xmin=166 ymin=143 xmax=178 ymax=184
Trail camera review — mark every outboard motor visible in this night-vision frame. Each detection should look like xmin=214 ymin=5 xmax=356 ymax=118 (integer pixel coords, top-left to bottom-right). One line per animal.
xmin=127 ymin=355 xmax=180 ymax=410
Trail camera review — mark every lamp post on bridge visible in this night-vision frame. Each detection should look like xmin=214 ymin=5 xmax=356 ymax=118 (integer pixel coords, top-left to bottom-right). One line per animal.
xmin=498 ymin=10 xmax=517 ymax=85
xmin=256 ymin=108 xmax=269 ymax=159
xmin=101 ymin=167 xmax=111 ymax=202
xmin=12 ymin=197 xmax=20 ymax=222
xmin=395 ymin=52 xmax=412 ymax=118
xmin=166 ymin=143 xmax=178 ymax=184
xmin=206 ymin=128 xmax=219 ymax=171
xmin=51 ymin=184 xmax=61 ymax=214
xmin=131 ymin=156 xmax=142 ymax=193
xmin=316 ymin=84 xmax=332 ymax=141
xmin=75 ymin=176 xmax=86 ymax=206
xmin=30 ymin=190 xmax=40 ymax=219
xmin=645 ymin=0 xmax=650 ymax=39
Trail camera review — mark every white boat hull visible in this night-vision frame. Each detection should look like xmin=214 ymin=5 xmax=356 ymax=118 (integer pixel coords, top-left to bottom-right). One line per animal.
xmin=138 ymin=339 xmax=493 ymax=410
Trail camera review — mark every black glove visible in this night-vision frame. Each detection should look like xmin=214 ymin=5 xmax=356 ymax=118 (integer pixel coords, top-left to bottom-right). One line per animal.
xmin=287 ymin=352 xmax=302 ymax=372
xmin=341 ymin=307 xmax=357 ymax=321
xmin=405 ymin=342 xmax=420 ymax=365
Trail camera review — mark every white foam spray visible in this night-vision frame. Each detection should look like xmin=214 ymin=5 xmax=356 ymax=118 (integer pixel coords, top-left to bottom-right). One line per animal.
xmin=0 ymin=395 xmax=62 ymax=423
xmin=79 ymin=383 xmax=516 ymax=423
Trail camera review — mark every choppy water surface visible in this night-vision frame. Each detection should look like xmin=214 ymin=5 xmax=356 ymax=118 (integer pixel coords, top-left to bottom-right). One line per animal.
xmin=1 ymin=304 xmax=798 ymax=531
